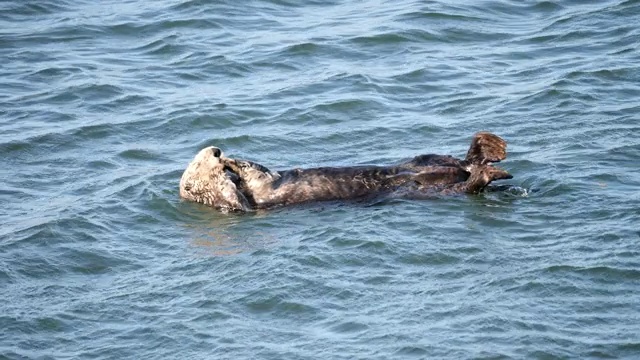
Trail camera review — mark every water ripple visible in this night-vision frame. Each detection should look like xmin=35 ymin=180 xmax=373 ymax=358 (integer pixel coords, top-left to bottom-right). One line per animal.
xmin=2 ymin=0 xmax=640 ymax=358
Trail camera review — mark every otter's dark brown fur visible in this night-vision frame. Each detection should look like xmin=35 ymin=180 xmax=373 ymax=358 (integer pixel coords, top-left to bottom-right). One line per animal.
xmin=180 ymin=132 xmax=512 ymax=211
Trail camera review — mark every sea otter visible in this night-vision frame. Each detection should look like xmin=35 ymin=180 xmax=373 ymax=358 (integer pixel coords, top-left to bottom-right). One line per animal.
xmin=180 ymin=132 xmax=513 ymax=212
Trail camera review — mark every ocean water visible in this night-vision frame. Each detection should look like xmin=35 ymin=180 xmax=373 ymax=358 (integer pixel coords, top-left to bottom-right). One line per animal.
xmin=1 ymin=0 xmax=639 ymax=358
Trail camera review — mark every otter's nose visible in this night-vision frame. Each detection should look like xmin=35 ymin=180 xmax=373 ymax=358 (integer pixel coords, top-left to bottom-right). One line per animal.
xmin=210 ymin=147 xmax=222 ymax=158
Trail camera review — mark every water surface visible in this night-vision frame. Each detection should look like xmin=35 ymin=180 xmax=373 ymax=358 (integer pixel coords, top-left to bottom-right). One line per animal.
xmin=1 ymin=0 xmax=640 ymax=358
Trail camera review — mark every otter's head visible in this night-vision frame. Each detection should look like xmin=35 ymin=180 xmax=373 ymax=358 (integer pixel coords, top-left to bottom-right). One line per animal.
xmin=180 ymin=146 xmax=251 ymax=211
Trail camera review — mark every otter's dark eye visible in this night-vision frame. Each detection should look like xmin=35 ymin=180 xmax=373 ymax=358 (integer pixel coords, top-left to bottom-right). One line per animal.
xmin=212 ymin=148 xmax=222 ymax=158
xmin=184 ymin=183 xmax=192 ymax=191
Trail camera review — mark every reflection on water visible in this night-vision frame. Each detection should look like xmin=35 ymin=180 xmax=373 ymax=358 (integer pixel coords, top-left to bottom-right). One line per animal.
xmin=190 ymin=228 xmax=279 ymax=256
xmin=184 ymin=210 xmax=279 ymax=256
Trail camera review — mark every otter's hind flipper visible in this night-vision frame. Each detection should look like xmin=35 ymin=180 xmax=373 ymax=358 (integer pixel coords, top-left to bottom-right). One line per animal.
xmin=462 ymin=164 xmax=513 ymax=194
xmin=465 ymin=132 xmax=507 ymax=165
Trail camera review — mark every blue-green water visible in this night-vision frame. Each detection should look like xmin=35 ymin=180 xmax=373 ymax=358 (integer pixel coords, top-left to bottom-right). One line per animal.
xmin=2 ymin=0 xmax=640 ymax=358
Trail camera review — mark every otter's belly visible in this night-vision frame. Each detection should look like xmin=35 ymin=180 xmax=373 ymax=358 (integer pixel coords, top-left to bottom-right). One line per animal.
xmin=251 ymin=165 xmax=469 ymax=208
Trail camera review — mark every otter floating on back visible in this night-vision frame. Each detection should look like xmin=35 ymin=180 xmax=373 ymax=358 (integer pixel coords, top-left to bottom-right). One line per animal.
xmin=180 ymin=132 xmax=513 ymax=212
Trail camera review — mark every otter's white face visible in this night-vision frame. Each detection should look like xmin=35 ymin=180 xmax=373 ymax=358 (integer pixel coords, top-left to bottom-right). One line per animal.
xmin=179 ymin=146 xmax=251 ymax=211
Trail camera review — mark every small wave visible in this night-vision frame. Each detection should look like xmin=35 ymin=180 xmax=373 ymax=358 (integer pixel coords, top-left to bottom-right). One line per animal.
xmin=117 ymin=149 xmax=163 ymax=162
xmin=397 ymin=252 xmax=461 ymax=266
xmin=284 ymin=42 xmax=322 ymax=54
xmin=398 ymin=10 xmax=483 ymax=23
xmin=169 ymin=0 xmax=216 ymax=13
xmin=161 ymin=111 xmax=238 ymax=133
xmin=530 ymin=1 xmax=565 ymax=13
xmin=107 ymin=18 xmax=222 ymax=39
xmin=132 ymin=36 xmax=188 ymax=57
xmin=394 ymin=346 xmax=429 ymax=357
xmin=156 ymin=18 xmax=223 ymax=31
xmin=71 ymin=123 xmax=117 ymax=141
xmin=311 ymin=98 xmax=384 ymax=113
xmin=11 ymin=82 xmax=127 ymax=108
xmin=86 ymin=159 xmax=118 ymax=171
xmin=606 ymin=143 xmax=640 ymax=162
xmin=513 ymin=86 xmax=597 ymax=109
xmin=90 ymin=94 xmax=156 ymax=113
xmin=24 ymin=66 xmax=82 ymax=82
xmin=486 ymin=184 xmax=530 ymax=197
xmin=240 ymin=292 xmax=320 ymax=318
xmin=326 ymin=237 xmax=390 ymax=253
xmin=274 ymin=42 xmax=357 ymax=66
xmin=2 ymin=1 xmax=72 ymax=16
xmin=0 ymin=131 xmax=81 ymax=163
xmin=565 ymin=67 xmax=638 ymax=82
xmin=545 ymin=265 xmax=640 ymax=281
xmin=349 ymin=32 xmax=416 ymax=45
xmin=433 ymin=93 xmax=498 ymax=116
xmin=325 ymin=320 xmax=369 ymax=334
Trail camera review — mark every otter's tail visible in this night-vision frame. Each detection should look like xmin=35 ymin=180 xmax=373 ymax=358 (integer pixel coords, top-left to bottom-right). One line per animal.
xmin=465 ymin=131 xmax=507 ymax=165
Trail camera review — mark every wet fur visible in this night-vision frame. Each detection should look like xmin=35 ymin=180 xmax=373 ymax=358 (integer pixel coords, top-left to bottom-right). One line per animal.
xmin=179 ymin=147 xmax=251 ymax=211
xmin=179 ymin=132 xmax=513 ymax=211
